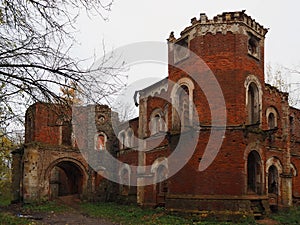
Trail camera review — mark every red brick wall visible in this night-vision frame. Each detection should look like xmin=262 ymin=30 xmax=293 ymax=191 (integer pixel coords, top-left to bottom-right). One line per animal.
xmin=25 ymin=103 xmax=71 ymax=145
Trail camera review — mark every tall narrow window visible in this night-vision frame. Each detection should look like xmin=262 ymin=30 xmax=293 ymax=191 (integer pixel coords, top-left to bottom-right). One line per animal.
xmin=95 ymin=132 xmax=107 ymax=150
xmin=26 ymin=112 xmax=34 ymax=142
xmin=126 ymin=129 xmax=133 ymax=148
xmin=153 ymin=114 xmax=161 ymax=134
xmin=290 ymin=116 xmax=294 ymax=135
xmin=171 ymin=78 xmax=194 ymax=131
xmin=248 ymin=83 xmax=260 ymax=124
xmin=268 ymin=113 xmax=276 ymax=129
xmin=178 ymin=85 xmax=190 ymax=128
xmin=119 ymin=132 xmax=126 ymax=149
xmin=175 ymin=85 xmax=190 ymax=129
xmin=96 ymin=134 xmax=105 ymax=150
xmin=61 ymin=121 xmax=72 ymax=146
xmin=248 ymin=33 xmax=260 ymax=59
xmin=149 ymin=109 xmax=165 ymax=135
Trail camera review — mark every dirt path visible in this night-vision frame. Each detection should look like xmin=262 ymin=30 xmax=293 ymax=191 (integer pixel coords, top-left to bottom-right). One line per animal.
xmin=35 ymin=211 xmax=116 ymax=225
xmin=2 ymin=196 xmax=117 ymax=225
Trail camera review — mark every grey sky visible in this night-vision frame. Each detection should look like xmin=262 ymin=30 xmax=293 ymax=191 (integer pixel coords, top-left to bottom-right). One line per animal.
xmin=72 ymin=0 xmax=300 ymax=108
xmin=75 ymin=1 xmax=299 ymax=66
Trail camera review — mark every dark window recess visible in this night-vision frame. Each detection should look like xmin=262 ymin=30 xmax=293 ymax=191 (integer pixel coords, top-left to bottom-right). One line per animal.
xmin=248 ymin=33 xmax=260 ymax=59
xmin=290 ymin=116 xmax=294 ymax=135
xmin=268 ymin=113 xmax=276 ymax=129
xmin=268 ymin=112 xmax=276 ymax=143
xmin=268 ymin=165 xmax=278 ymax=194
xmin=248 ymin=82 xmax=260 ymax=124
xmin=62 ymin=121 xmax=72 ymax=146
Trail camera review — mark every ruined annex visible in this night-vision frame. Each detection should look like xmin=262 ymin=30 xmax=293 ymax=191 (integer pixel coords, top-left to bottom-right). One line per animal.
xmin=12 ymin=11 xmax=300 ymax=217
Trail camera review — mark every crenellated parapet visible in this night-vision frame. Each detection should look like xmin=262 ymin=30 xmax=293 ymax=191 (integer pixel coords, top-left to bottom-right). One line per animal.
xmin=168 ymin=10 xmax=268 ymax=42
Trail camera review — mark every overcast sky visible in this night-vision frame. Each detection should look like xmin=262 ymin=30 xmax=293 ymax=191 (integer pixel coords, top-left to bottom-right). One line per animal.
xmin=72 ymin=0 xmax=300 ymax=106
xmin=75 ymin=0 xmax=299 ymax=65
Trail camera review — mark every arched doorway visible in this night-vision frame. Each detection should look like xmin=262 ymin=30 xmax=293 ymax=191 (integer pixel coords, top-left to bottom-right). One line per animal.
xmin=156 ymin=165 xmax=168 ymax=207
xmin=247 ymin=151 xmax=262 ymax=194
xmin=49 ymin=161 xmax=84 ymax=199
xmin=268 ymin=165 xmax=279 ymax=211
xmin=268 ymin=165 xmax=278 ymax=195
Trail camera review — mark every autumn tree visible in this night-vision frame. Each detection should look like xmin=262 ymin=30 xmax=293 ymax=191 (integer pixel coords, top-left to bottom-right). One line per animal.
xmin=0 ymin=0 xmax=127 ymax=134
xmin=0 ymin=131 xmax=14 ymax=197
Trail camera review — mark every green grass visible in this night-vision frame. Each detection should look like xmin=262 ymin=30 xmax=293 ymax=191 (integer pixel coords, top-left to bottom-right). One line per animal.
xmin=81 ymin=202 xmax=191 ymax=224
xmin=0 ymin=194 xmax=11 ymax=207
xmin=80 ymin=202 xmax=254 ymax=225
xmin=23 ymin=200 xmax=70 ymax=213
xmin=271 ymin=207 xmax=300 ymax=224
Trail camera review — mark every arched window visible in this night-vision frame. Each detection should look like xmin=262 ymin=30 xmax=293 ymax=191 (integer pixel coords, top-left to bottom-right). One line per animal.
xmin=248 ymin=82 xmax=260 ymax=124
xmin=118 ymin=131 xmax=126 ymax=150
xmin=95 ymin=132 xmax=107 ymax=150
xmin=119 ymin=166 xmax=131 ymax=196
xmin=126 ymin=128 xmax=134 ymax=148
xmin=150 ymin=108 xmax=166 ymax=135
xmin=178 ymin=85 xmax=190 ymax=128
xmin=248 ymin=35 xmax=259 ymax=56
xmin=266 ymin=107 xmax=278 ymax=129
xmin=266 ymin=107 xmax=278 ymax=143
xmin=152 ymin=114 xmax=161 ymax=134
xmin=96 ymin=135 xmax=105 ymax=150
xmin=268 ymin=113 xmax=276 ymax=130
xmin=247 ymin=150 xmax=262 ymax=194
xmin=171 ymin=78 xmax=194 ymax=131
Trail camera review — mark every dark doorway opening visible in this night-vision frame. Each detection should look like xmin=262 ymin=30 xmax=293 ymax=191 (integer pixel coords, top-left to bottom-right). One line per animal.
xmin=50 ymin=161 xmax=83 ymax=198
xmin=247 ymin=151 xmax=262 ymax=194
xmin=268 ymin=165 xmax=279 ymax=212
xmin=156 ymin=165 xmax=168 ymax=207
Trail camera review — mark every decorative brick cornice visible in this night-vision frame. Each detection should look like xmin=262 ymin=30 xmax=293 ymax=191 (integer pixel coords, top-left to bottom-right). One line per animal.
xmin=169 ymin=11 xmax=268 ymax=42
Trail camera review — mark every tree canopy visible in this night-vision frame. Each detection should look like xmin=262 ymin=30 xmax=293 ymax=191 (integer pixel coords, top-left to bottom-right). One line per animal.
xmin=0 ymin=0 xmax=126 ymax=134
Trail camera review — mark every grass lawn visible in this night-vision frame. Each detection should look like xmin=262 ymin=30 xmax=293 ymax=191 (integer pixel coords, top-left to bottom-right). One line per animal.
xmin=80 ymin=202 xmax=255 ymax=225
xmin=271 ymin=207 xmax=300 ymax=224
xmin=22 ymin=200 xmax=71 ymax=213
xmin=0 ymin=195 xmax=32 ymax=225
xmin=2 ymin=195 xmax=300 ymax=225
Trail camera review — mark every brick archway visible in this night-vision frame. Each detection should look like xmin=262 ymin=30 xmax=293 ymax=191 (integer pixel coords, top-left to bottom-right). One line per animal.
xmin=44 ymin=157 xmax=88 ymax=199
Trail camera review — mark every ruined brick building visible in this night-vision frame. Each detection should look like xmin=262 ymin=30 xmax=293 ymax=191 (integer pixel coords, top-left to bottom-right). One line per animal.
xmin=12 ymin=11 xmax=300 ymax=217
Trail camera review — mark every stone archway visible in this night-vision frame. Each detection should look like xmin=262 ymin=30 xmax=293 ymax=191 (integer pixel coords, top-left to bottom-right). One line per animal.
xmin=45 ymin=158 xmax=88 ymax=200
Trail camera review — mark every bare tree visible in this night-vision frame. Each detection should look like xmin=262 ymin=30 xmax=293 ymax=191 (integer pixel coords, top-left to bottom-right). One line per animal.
xmin=0 ymin=0 xmax=127 ymax=134
xmin=266 ymin=63 xmax=300 ymax=107
xmin=113 ymin=101 xmax=138 ymax=122
xmin=266 ymin=63 xmax=289 ymax=93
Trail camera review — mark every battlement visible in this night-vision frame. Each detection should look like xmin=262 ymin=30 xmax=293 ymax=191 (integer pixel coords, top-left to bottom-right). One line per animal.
xmin=168 ymin=11 xmax=268 ymax=42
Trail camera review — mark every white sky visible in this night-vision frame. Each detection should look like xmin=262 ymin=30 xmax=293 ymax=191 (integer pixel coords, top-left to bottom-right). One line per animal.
xmin=72 ymin=0 xmax=300 ymax=105
xmin=75 ymin=0 xmax=300 ymax=65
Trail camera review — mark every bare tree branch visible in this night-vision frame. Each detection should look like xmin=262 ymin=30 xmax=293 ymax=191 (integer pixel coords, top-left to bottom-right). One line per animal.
xmin=0 ymin=0 xmax=127 ymax=136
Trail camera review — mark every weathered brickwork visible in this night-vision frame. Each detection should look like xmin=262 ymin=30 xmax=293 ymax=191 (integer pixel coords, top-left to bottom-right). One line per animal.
xmin=12 ymin=103 xmax=120 ymax=203
xmin=12 ymin=11 xmax=300 ymax=217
